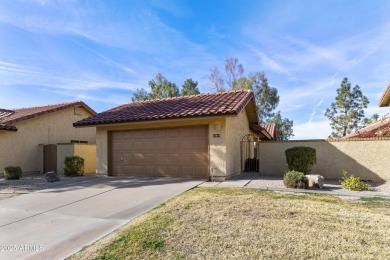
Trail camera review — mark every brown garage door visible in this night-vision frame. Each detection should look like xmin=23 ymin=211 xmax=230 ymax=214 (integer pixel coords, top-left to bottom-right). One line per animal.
xmin=110 ymin=126 xmax=209 ymax=178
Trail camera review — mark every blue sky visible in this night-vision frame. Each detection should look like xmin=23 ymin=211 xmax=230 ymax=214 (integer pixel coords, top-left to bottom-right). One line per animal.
xmin=1 ymin=0 xmax=390 ymax=139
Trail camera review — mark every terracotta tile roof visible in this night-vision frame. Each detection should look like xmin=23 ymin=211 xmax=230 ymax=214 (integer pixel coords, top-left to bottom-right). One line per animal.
xmin=261 ymin=123 xmax=276 ymax=140
xmin=74 ymin=90 xmax=254 ymax=127
xmin=250 ymin=124 xmax=276 ymax=140
xmin=379 ymin=83 xmax=390 ymax=107
xmin=0 ymin=101 xmax=96 ymax=131
xmin=343 ymin=117 xmax=390 ymax=139
xmin=0 ymin=109 xmax=14 ymax=122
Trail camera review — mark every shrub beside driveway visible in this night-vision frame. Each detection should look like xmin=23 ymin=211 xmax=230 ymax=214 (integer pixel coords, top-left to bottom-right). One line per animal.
xmin=71 ymin=188 xmax=390 ymax=259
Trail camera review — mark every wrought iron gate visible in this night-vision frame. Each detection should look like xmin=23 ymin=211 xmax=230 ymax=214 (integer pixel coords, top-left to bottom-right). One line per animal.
xmin=240 ymin=134 xmax=260 ymax=172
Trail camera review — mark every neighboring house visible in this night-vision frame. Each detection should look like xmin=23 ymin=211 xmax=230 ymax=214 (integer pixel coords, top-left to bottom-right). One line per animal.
xmin=343 ymin=117 xmax=390 ymax=139
xmin=344 ymin=84 xmax=390 ymax=139
xmin=74 ymin=90 xmax=275 ymax=181
xmin=379 ymin=83 xmax=390 ymax=107
xmin=0 ymin=101 xmax=96 ymax=175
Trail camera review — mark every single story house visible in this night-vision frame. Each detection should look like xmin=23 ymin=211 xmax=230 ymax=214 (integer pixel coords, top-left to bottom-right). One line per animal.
xmin=343 ymin=116 xmax=390 ymax=138
xmin=379 ymin=83 xmax=390 ymax=107
xmin=0 ymin=101 xmax=96 ymax=175
xmin=74 ymin=90 xmax=275 ymax=181
xmin=343 ymin=83 xmax=390 ymax=138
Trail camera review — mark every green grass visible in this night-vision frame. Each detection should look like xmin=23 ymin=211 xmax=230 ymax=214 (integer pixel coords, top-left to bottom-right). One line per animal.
xmin=72 ymin=188 xmax=390 ymax=260
xmin=360 ymin=197 xmax=389 ymax=202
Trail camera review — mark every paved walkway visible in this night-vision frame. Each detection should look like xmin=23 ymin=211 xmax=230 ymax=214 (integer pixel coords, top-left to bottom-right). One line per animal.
xmin=199 ymin=172 xmax=390 ymax=199
xmin=0 ymin=177 xmax=204 ymax=260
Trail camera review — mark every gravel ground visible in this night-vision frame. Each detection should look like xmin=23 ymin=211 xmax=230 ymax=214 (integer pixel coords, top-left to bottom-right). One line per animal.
xmin=246 ymin=175 xmax=390 ymax=197
xmin=0 ymin=175 xmax=97 ymax=193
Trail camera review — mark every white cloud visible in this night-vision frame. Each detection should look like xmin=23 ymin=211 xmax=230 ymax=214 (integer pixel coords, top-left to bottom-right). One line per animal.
xmin=208 ymin=25 xmax=226 ymax=39
xmin=0 ymin=61 xmax=140 ymax=91
xmin=293 ymin=120 xmax=332 ymax=140
xmin=257 ymin=52 xmax=286 ymax=74
xmin=365 ymin=105 xmax=390 ymax=118
xmin=308 ymin=99 xmax=324 ymax=123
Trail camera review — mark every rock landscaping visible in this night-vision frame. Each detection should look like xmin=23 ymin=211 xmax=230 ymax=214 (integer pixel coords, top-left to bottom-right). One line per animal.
xmin=213 ymin=173 xmax=390 ymax=199
xmin=0 ymin=174 xmax=96 ymax=193
xmin=44 ymin=171 xmax=61 ymax=183
xmin=306 ymin=174 xmax=325 ymax=189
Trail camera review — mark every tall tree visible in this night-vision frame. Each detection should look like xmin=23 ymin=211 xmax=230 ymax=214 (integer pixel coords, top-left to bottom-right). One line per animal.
xmin=208 ymin=67 xmax=225 ymax=92
xmin=324 ymin=77 xmax=369 ymax=137
xmin=131 ymin=88 xmax=150 ymax=102
xmin=224 ymin=57 xmax=244 ymax=90
xmin=207 ymin=57 xmax=294 ymax=140
xmin=362 ymin=113 xmax=380 ymax=126
xmin=267 ymin=111 xmax=294 ymax=141
xmin=148 ymin=73 xmax=179 ymax=99
xmin=234 ymin=77 xmax=251 ymax=90
xmin=181 ymin=78 xmax=200 ymax=96
xmin=248 ymin=72 xmax=279 ymax=122
xmin=248 ymin=72 xmax=294 ymax=140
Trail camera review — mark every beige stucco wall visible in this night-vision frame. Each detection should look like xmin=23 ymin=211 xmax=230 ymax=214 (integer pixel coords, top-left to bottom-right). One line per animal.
xmin=57 ymin=143 xmax=96 ymax=176
xmin=57 ymin=144 xmax=74 ymax=175
xmin=258 ymin=139 xmax=390 ymax=181
xmin=95 ymin=116 xmax=243 ymax=180
xmin=74 ymin=144 xmax=96 ymax=175
xmin=0 ymin=107 xmax=96 ymax=175
xmin=96 ymin=129 xmax=109 ymax=176
xmin=94 ymin=112 xmax=255 ymax=180
xmin=225 ymin=109 xmax=252 ymax=178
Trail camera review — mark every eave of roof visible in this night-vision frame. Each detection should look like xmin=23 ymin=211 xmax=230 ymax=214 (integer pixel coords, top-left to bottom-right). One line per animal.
xmin=250 ymin=123 xmax=274 ymax=140
xmin=0 ymin=124 xmax=17 ymax=131
xmin=260 ymin=123 xmax=276 ymax=140
xmin=379 ymin=83 xmax=390 ymax=107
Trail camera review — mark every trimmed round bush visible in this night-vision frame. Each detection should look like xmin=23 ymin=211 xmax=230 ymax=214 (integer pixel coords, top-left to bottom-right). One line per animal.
xmin=64 ymin=155 xmax=84 ymax=177
xmin=285 ymin=146 xmax=316 ymax=175
xmin=283 ymin=170 xmax=308 ymax=189
xmin=4 ymin=166 xmax=22 ymax=180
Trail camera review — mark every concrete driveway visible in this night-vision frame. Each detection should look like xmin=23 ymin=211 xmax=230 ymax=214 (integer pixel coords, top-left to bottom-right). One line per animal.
xmin=0 ymin=176 xmax=204 ymax=260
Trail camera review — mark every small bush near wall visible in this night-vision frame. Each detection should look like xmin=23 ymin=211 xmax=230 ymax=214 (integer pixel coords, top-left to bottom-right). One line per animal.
xmin=64 ymin=155 xmax=84 ymax=177
xmin=340 ymin=170 xmax=370 ymax=191
xmin=285 ymin=146 xmax=316 ymax=175
xmin=4 ymin=166 xmax=22 ymax=180
xmin=283 ymin=171 xmax=308 ymax=189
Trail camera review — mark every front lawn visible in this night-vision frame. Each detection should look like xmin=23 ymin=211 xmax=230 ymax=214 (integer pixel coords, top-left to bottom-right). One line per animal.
xmin=72 ymin=188 xmax=390 ymax=259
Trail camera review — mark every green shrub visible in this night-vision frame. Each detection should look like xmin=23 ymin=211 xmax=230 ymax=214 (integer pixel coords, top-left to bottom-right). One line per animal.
xmin=340 ymin=170 xmax=370 ymax=191
xmin=4 ymin=166 xmax=22 ymax=180
xmin=285 ymin=146 xmax=316 ymax=175
xmin=283 ymin=170 xmax=308 ymax=189
xmin=64 ymin=155 xmax=84 ymax=177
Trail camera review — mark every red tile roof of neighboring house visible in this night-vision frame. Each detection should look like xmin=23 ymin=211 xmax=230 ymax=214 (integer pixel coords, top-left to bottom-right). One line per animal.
xmin=261 ymin=123 xmax=276 ymax=140
xmin=0 ymin=101 xmax=96 ymax=131
xmin=343 ymin=116 xmax=390 ymax=139
xmin=379 ymin=83 xmax=390 ymax=107
xmin=74 ymin=90 xmax=255 ymax=127
xmin=250 ymin=123 xmax=276 ymax=140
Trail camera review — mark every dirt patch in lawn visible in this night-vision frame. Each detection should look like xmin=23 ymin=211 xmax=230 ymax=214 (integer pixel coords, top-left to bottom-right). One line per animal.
xmin=71 ymin=188 xmax=390 ymax=259
xmin=0 ymin=193 xmax=20 ymax=201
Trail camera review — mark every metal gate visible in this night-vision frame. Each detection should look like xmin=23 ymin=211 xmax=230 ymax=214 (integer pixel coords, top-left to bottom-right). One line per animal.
xmin=240 ymin=134 xmax=260 ymax=172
